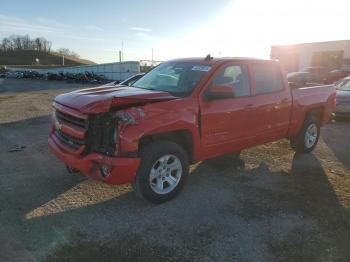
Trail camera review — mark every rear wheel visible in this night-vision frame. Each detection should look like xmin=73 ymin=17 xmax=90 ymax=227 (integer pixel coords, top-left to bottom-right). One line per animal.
xmin=290 ymin=117 xmax=320 ymax=153
xmin=132 ymin=141 xmax=189 ymax=204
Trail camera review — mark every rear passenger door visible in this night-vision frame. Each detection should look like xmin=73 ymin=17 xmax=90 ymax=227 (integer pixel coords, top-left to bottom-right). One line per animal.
xmin=250 ymin=63 xmax=292 ymax=143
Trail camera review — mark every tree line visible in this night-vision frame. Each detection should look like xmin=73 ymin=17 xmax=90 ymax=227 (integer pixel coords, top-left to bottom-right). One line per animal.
xmin=0 ymin=34 xmax=79 ymax=58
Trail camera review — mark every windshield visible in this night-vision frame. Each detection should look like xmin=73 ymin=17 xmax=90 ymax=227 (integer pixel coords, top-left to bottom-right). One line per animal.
xmin=336 ymin=79 xmax=350 ymax=91
xmin=132 ymin=62 xmax=211 ymax=96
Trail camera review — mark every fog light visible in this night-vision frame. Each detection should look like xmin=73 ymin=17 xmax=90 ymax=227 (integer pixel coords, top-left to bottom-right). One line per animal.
xmin=100 ymin=164 xmax=111 ymax=178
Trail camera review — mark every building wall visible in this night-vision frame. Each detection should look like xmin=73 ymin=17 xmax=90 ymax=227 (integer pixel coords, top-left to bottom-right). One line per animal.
xmin=271 ymin=40 xmax=350 ymax=72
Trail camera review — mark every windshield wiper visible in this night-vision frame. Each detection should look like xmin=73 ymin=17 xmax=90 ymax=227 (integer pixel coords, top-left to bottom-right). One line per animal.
xmin=131 ymin=86 xmax=156 ymax=91
xmin=130 ymin=86 xmax=183 ymax=97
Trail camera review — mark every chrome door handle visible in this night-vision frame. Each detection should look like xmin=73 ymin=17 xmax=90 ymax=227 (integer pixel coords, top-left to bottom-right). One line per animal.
xmin=244 ymin=104 xmax=254 ymax=110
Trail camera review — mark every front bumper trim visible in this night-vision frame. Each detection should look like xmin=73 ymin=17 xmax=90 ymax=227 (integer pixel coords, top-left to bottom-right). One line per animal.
xmin=48 ymin=133 xmax=141 ymax=184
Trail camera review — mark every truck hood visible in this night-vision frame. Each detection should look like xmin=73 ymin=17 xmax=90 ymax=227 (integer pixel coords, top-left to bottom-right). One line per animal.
xmin=54 ymin=85 xmax=177 ymax=114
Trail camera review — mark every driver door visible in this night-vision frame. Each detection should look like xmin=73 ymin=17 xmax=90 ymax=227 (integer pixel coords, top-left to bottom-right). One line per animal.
xmin=199 ymin=63 xmax=257 ymax=159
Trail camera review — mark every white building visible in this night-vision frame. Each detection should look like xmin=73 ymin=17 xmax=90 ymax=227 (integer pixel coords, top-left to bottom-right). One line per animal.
xmin=271 ymin=40 xmax=350 ymax=72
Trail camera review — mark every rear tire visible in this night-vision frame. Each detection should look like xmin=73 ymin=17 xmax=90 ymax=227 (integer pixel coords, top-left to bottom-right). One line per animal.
xmin=290 ymin=116 xmax=320 ymax=153
xmin=132 ymin=141 xmax=189 ymax=204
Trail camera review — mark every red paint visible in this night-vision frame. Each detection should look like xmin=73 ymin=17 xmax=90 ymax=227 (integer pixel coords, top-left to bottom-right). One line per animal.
xmin=48 ymin=58 xmax=336 ymax=185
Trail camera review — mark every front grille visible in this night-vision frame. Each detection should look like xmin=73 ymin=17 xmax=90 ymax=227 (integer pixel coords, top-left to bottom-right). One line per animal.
xmin=86 ymin=113 xmax=117 ymax=156
xmin=54 ymin=109 xmax=117 ymax=155
xmin=55 ymin=129 xmax=85 ymax=150
xmin=55 ymin=110 xmax=87 ymax=129
xmin=54 ymin=109 xmax=87 ymax=151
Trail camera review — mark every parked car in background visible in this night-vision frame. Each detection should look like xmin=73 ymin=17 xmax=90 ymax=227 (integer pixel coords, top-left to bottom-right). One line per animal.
xmin=335 ymin=76 xmax=350 ymax=117
xmin=302 ymin=66 xmax=330 ymax=78
xmin=324 ymin=69 xmax=350 ymax=84
xmin=287 ymin=71 xmax=324 ymax=86
xmin=49 ymin=57 xmax=336 ymax=203
xmin=119 ymin=73 xmax=145 ymax=86
xmin=104 ymin=73 xmax=146 ymax=86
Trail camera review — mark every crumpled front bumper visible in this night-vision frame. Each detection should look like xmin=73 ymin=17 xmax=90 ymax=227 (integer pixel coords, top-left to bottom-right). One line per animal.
xmin=48 ymin=132 xmax=141 ymax=185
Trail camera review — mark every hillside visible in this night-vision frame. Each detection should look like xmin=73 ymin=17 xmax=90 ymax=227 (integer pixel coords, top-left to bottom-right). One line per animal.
xmin=0 ymin=50 xmax=95 ymax=66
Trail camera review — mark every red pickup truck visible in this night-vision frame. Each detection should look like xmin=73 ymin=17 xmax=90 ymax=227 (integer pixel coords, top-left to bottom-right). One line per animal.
xmin=49 ymin=57 xmax=336 ymax=203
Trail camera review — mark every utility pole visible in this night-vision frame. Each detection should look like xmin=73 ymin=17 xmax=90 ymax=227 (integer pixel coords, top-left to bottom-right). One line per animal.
xmin=118 ymin=50 xmax=122 ymax=81
xmin=121 ymin=41 xmax=124 ymax=62
xmin=151 ymin=48 xmax=154 ymax=64
xmin=62 ymin=55 xmax=65 ymax=66
xmin=34 ymin=47 xmax=37 ymax=65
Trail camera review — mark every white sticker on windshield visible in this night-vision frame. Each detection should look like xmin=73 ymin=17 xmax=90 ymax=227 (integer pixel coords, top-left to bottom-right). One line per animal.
xmin=191 ymin=66 xmax=211 ymax=72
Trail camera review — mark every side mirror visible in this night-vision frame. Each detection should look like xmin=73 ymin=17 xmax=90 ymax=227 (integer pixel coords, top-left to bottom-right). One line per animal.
xmin=205 ymin=85 xmax=235 ymax=100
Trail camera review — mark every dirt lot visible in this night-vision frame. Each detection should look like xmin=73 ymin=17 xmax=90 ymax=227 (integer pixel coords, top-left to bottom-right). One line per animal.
xmin=1 ymin=79 xmax=350 ymax=262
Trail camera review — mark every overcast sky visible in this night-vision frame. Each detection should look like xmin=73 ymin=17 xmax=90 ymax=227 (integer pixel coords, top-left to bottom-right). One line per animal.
xmin=0 ymin=0 xmax=349 ymax=63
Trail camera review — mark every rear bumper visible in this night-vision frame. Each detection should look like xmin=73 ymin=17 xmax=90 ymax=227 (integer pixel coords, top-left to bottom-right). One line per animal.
xmin=48 ymin=132 xmax=141 ymax=184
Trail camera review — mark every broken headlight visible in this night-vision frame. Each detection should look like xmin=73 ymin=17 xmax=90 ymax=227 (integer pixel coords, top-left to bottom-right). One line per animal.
xmin=86 ymin=113 xmax=119 ymax=156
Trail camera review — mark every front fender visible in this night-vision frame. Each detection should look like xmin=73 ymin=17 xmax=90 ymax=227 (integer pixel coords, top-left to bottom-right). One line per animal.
xmin=118 ymin=98 xmax=201 ymax=159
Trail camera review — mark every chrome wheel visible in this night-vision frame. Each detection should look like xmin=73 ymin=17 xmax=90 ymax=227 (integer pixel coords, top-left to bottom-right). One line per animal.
xmin=304 ymin=123 xmax=318 ymax=148
xmin=149 ymin=154 xmax=182 ymax=195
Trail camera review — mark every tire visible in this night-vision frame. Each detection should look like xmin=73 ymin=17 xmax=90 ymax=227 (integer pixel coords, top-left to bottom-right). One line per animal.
xmin=231 ymin=151 xmax=241 ymax=160
xmin=132 ymin=141 xmax=189 ymax=204
xmin=290 ymin=116 xmax=320 ymax=153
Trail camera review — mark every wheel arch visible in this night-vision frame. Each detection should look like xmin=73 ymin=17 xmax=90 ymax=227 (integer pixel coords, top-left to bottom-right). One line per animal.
xmin=138 ymin=130 xmax=195 ymax=163
xmin=305 ymin=107 xmax=324 ymax=123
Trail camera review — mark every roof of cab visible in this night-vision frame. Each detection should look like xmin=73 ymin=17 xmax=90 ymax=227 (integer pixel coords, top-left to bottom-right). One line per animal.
xmin=168 ymin=57 xmax=278 ymax=65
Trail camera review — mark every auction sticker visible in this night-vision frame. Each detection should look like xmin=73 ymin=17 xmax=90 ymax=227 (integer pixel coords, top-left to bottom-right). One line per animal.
xmin=191 ymin=66 xmax=211 ymax=72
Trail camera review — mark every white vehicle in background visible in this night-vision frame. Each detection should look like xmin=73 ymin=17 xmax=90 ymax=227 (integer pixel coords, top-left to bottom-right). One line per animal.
xmin=104 ymin=73 xmax=145 ymax=87
xmin=335 ymin=76 xmax=350 ymax=117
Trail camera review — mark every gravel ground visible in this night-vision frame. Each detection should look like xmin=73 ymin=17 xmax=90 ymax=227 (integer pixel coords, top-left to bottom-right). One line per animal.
xmin=0 ymin=79 xmax=349 ymax=262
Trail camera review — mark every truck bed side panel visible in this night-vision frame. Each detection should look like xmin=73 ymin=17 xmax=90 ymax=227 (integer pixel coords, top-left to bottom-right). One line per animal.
xmin=288 ymin=85 xmax=335 ymax=137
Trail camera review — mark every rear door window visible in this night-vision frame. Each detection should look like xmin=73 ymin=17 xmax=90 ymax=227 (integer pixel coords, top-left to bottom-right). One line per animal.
xmin=252 ymin=64 xmax=284 ymax=94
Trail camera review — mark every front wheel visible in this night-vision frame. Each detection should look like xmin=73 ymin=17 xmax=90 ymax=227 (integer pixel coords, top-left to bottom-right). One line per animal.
xmin=290 ymin=117 xmax=320 ymax=153
xmin=132 ymin=141 xmax=189 ymax=204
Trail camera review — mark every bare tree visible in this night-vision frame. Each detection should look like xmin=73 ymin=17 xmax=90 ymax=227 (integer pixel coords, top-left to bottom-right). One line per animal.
xmin=0 ymin=35 xmax=73 ymax=55
xmin=57 ymin=48 xmax=71 ymax=56
xmin=1 ymin=38 xmax=12 ymax=51
xmin=22 ymin=34 xmax=31 ymax=50
xmin=57 ymin=48 xmax=80 ymax=58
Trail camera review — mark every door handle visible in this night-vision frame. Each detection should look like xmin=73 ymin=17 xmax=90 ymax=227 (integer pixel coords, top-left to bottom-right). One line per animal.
xmin=244 ymin=104 xmax=254 ymax=110
xmin=279 ymin=98 xmax=289 ymax=103
xmin=274 ymin=98 xmax=289 ymax=109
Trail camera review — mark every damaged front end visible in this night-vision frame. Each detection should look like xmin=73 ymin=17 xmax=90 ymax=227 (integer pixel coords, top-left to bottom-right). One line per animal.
xmin=49 ymin=103 xmax=144 ymax=184
xmin=49 ymin=87 xmax=176 ymax=184
xmin=86 ymin=113 xmax=119 ymax=156
xmin=86 ymin=107 xmax=145 ymax=157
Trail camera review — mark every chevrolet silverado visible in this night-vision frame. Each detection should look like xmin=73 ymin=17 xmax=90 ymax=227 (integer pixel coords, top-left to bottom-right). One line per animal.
xmin=49 ymin=57 xmax=336 ymax=203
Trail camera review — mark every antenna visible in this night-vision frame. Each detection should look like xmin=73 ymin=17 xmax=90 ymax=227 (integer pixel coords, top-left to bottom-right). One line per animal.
xmin=204 ymin=54 xmax=213 ymax=61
